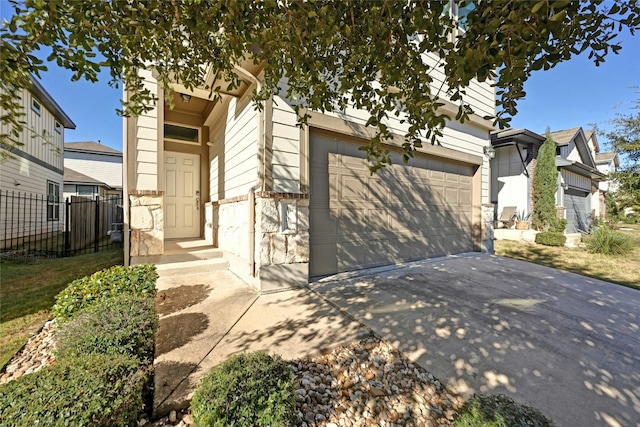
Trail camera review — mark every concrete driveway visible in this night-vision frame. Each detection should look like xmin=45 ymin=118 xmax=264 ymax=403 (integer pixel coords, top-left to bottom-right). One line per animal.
xmin=311 ymin=253 xmax=640 ymax=427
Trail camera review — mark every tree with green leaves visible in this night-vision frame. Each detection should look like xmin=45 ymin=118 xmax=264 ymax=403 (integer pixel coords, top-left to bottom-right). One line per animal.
xmin=532 ymin=131 xmax=559 ymax=231
xmin=597 ymin=93 xmax=640 ymax=211
xmin=2 ymin=1 xmax=640 ymax=168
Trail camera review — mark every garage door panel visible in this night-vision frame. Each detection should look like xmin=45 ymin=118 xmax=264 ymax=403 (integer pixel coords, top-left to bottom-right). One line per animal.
xmin=445 ymin=172 xmax=460 ymax=184
xmin=459 ymin=174 xmax=472 ymax=184
xmin=430 ymin=186 xmax=445 ymax=205
xmin=445 ymin=188 xmax=459 ymax=206
xmin=459 ymin=189 xmax=472 ymax=206
xmin=338 ymin=207 xmax=366 ymax=233
xmin=310 ymin=131 xmax=475 ymax=276
xmin=389 ymin=209 xmax=413 ymax=232
xmin=368 ymin=209 xmax=390 ymax=230
xmin=340 ymin=154 xmax=368 ymax=171
xmin=337 ymin=242 xmax=365 ymax=270
xmin=363 ymin=240 xmax=391 ymax=266
xmin=340 ymin=175 xmax=366 ymax=201
xmin=429 ymin=170 xmax=445 ymax=181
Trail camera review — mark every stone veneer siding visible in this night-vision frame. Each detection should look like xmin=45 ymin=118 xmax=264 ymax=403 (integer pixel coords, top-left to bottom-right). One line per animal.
xmin=129 ymin=191 xmax=164 ymax=256
xmin=255 ymin=192 xmax=310 ymax=270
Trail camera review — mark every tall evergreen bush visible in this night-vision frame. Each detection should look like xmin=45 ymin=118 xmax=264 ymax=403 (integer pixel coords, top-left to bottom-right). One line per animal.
xmin=532 ymin=131 xmax=559 ymax=231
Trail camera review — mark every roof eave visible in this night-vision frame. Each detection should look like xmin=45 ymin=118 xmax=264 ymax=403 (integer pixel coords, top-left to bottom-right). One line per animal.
xmin=30 ymin=76 xmax=76 ymax=129
xmin=491 ymin=128 xmax=545 ymax=148
xmin=64 ymin=147 xmax=123 ymax=157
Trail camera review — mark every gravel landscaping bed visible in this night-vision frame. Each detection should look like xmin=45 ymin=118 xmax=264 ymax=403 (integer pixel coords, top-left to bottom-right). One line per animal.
xmin=3 ymin=327 xmax=461 ymax=427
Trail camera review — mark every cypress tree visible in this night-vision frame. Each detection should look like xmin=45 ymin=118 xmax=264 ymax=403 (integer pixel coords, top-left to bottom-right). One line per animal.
xmin=532 ymin=131 xmax=559 ymax=231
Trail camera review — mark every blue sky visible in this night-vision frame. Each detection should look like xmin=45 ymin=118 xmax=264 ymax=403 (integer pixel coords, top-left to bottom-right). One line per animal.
xmin=509 ymin=29 xmax=640 ymax=140
xmin=2 ymin=1 xmax=639 ymax=153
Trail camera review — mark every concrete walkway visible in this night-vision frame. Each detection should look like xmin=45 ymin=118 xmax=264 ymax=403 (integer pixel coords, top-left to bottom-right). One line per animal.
xmin=311 ymin=253 xmax=640 ymax=427
xmin=153 ymin=266 xmax=369 ymax=417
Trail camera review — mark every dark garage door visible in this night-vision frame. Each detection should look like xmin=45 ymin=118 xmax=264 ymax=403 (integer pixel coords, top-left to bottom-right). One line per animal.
xmin=309 ymin=130 xmax=476 ymax=277
xmin=565 ymin=188 xmax=590 ymax=233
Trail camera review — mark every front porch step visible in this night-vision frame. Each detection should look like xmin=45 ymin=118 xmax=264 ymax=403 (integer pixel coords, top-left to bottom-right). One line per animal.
xmin=153 ymin=258 xmax=230 ymax=277
xmin=131 ymin=248 xmax=224 ymax=266
xmin=131 ymin=248 xmax=229 ymax=276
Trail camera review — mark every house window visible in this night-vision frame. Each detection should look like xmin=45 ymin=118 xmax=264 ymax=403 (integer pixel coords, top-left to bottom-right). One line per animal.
xmin=77 ymin=185 xmax=94 ymax=198
xmin=32 ymin=98 xmax=42 ymax=116
xmin=55 ymin=121 xmax=62 ymax=134
xmin=164 ymin=123 xmax=200 ymax=145
xmin=47 ymin=181 xmax=60 ymax=221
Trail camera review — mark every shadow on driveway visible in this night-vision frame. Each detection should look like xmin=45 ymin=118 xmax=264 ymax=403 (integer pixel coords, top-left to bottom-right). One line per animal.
xmin=311 ymin=252 xmax=640 ymax=427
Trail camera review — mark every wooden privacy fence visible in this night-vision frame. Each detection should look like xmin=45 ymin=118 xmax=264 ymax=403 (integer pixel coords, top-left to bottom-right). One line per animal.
xmin=0 ymin=190 xmax=123 ymax=259
xmin=68 ymin=196 xmax=122 ymax=252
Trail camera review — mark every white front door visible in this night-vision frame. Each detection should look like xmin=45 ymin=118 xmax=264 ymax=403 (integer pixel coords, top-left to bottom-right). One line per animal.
xmin=164 ymin=152 xmax=200 ymax=239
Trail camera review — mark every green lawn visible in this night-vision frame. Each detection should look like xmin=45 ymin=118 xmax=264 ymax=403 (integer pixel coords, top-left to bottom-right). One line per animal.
xmin=0 ymin=249 xmax=123 ymax=367
xmin=495 ymin=224 xmax=640 ymax=291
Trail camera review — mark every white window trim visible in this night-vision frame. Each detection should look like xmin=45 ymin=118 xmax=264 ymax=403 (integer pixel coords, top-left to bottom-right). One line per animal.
xmin=163 ymin=121 xmax=201 ymax=146
xmin=32 ymin=98 xmax=42 ymax=116
xmin=54 ymin=121 xmax=62 ymax=134
xmin=47 ymin=180 xmax=60 ymax=221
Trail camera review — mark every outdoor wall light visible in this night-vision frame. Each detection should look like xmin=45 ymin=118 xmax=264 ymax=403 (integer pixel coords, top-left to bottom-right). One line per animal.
xmin=180 ymin=93 xmax=192 ymax=103
xmin=483 ymin=145 xmax=496 ymax=159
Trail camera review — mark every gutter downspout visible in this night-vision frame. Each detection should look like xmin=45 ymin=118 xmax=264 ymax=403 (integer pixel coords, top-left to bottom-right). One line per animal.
xmin=233 ymin=65 xmax=264 ymax=279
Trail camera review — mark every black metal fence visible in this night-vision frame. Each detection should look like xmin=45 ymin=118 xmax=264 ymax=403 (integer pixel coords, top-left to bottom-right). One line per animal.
xmin=0 ymin=190 xmax=123 ymax=259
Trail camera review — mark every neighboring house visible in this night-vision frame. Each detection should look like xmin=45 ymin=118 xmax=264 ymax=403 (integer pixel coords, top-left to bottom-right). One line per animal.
xmin=594 ymin=151 xmax=619 ymax=220
xmin=124 ymin=54 xmax=496 ymax=292
xmin=488 ymin=128 xmax=545 ymax=225
xmin=63 ymin=141 xmax=123 ymax=199
xmin=490 ymin=126 xmax=606 ymax=234
xmin=0 ymin=76 xmax=75 ymax=242
xmin=551 ymin=127 xmax=606 ymax=231
xmin=63 ymin=167 xmax=113 ymax=200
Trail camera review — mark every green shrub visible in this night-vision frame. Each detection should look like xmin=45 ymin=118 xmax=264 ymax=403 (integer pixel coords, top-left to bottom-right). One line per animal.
xmin=535 ymin=231 xmax=567 ymax=247
xmin=56 ymin=295 xmax=158 ymax=364
xmin=453 ymin=394 xmax=555 ymax=427
xmin=0 ymin=353 xmax=149 ymax=427
xmin=549 ymin=218 xmax=567 ymax=233
xmin=585 ymin=226 xmax=635 ymax=255
xmin=53 ymin=264 xmax=157 ymax=323
xmin=191 ymin=351 xmax=295 ymax=427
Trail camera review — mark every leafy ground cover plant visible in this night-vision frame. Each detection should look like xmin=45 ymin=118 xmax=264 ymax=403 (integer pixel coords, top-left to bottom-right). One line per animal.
xmin=0 ymin=353 xmax=149 ymax=427
xmin=453 ymin=394 xmax=555 ymax=427
xmin=55 ymin=295 xmax=158 ymax=364
xmin=53 ymin=264 xmax=157 ymax=323
xmin=191 ymin=351 xmax=295 ymax=427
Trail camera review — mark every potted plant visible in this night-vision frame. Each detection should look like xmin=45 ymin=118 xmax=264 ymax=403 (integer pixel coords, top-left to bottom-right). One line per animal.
xmin=515 ymin=209 xmax=531 ymax=230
